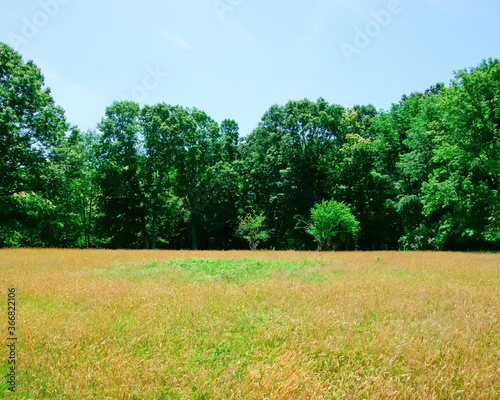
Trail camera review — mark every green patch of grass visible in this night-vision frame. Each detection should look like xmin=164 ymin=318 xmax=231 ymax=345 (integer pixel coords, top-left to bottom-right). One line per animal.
xmin=96 ymin=257 xmax=332 ymax=283
xmin=0 ymin=362 xmax=11 ymax=394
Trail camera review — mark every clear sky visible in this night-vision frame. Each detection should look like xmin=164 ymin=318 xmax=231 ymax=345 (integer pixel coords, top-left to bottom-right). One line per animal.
xmin=1 ymin=0 xmax=499 ymax=136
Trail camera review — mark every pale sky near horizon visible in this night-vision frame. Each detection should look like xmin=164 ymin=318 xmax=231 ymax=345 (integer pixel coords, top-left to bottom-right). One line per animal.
xmin=1 ymin=0 xmax=499 ymax=137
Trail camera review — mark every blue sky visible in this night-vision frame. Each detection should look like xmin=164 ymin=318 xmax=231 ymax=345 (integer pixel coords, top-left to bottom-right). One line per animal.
xmin=1 ymin=0 xmax=499 ymax=137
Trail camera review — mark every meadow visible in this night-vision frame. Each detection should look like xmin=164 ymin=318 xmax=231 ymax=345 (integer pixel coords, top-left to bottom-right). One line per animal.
xmin=0 ymin=249 xmax=499 ymax=399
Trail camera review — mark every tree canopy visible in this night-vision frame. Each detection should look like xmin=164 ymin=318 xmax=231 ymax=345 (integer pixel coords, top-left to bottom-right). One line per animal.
xmin=306 ymin=200 xmax=359 ymax=250
xmin=1 ymin=43 xmax=499 ymax=251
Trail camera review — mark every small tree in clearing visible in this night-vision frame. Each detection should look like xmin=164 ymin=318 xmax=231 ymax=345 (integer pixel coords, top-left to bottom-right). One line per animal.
xmin=307 ymin=200 xmax=360 ymax=250
xmin=236 ymin=212 xmax=270 ymax=250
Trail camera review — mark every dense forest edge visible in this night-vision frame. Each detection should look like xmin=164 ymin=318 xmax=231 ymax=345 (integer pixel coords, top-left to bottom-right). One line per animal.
xmin=1 ymin=42 xmax=499 ymax=251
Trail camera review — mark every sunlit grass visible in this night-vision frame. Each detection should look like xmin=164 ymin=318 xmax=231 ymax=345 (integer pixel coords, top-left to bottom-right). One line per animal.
xmin=1 ymin=249 xmax=499 ymax=399
xmin=96 ymin=257 xmax=326 ymax=283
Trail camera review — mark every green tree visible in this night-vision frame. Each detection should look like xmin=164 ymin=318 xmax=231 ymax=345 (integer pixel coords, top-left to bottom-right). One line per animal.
xmin=44 ymin=128 xmax=100 ymax=247
xmin=220 ymin=119 xmax=240 ymax=162
xmin=172 ymin=107 xmax=223 ymax=250
xmin=395 ymin=87 xmax=445 ymax=250
xmin=306 ymin=200 xmax=359 ymax=250
xmin=141 ymin=104 xmax=237 ymax=250
xmin=236 ymin=212 xmax=271 ymax=250
xmin=369 ymin=86 xmax=444 ymax=250
xmin=95 ymin=101 xmax=144 ymax=248
xmin=141 ymin=103 xmax=187 ymax=249
xmin=329 ymin=132 xmax=398 ymax=250
xmin=0 ymin=43 xmax=68 ymax=246
xmin=422 ymin=60 xmax=500 ymax=249
xmin=241 ymin=98 xmax=347 ymax=249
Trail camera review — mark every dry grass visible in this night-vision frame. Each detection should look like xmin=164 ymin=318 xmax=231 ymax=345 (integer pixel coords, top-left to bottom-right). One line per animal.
xmin=0 ymin=249 xmax=499 ymax=399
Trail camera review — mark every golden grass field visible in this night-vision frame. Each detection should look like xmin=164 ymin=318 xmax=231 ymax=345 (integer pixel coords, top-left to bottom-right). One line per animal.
xmin=0 ymin=249 xmax=499 ymax=399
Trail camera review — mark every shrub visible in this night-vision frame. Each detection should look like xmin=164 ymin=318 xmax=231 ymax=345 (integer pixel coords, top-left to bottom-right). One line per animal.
xmin=236 ymin=212 xmax=271 ymax=250
xmin=307 ymin=200 xmax=359 ymax=250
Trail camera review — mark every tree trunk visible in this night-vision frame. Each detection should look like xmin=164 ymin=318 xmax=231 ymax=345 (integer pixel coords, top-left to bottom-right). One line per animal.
xmin=82 ymin=197 xmax=88 ymax=248
xmin=151 ymin=212 xmax=157 ymax=250
xmin=192 ymin=222 xmax=198 ymax=250
xmin=142 ymin=215 xmax=149 ymax=249
xmin=88 ymin=188 xmax=93 ymax=248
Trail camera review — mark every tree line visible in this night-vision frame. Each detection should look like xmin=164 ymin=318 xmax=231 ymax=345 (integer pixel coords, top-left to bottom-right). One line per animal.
xmin=1 ymin=43 xmax=499 ymax=251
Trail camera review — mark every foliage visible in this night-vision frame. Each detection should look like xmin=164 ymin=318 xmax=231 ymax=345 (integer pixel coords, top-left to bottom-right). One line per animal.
xmin=239 ymin=98 xmax=347 ymax=249
xmin=1 ymin=41 xmax=499 ymax=252
xmin=421 ymin=59 xmax=500 ymax=250
xmin=95 ymin=101 xmax=144 ymax=249
xmin=306 ymin=199 xmax=360 ymax=250
xmin=0 ymin=43 xmax=68 ymax=247
xmin=236 ymin=212 xmax=271 ymax=250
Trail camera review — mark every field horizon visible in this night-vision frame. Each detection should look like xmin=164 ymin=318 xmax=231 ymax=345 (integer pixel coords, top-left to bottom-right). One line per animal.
xmin=1 ymin=249 xmax=499 ymax=399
